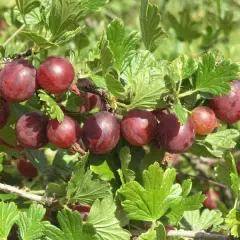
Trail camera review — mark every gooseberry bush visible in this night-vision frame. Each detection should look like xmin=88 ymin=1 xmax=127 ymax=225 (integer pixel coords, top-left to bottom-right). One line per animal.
xmin=1 ymin=0 xmax=240 ymax=239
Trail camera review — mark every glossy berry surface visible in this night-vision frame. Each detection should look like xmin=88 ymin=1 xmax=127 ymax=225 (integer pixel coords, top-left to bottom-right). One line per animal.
xmin=80 ymin=92 xmax=106 ymax=113
xmin=210 ymin=80 xmax=240 ymax=124
xmin=0 ymin=60 xmax=37 ymax=102
xmin=151 ymin=108 xmax=168 ymax=122
xmin=191 ymin=106 xmax=219 ymax=135
xmin=37 ymin=56 xmax=74 ymax=94
xmin=17 ymin=155 xmax=38 ymax=179
xmin=0 ymin=102 xmax=10 ymax=128
xmin=121 ymin=109 xmax=158 ymax=146
xmin=82 ymin=111 xmax=120 ymax=154
xmin=15 ymin=112 xmax=48 ymax=149
xmin=157 ymin=114 xmax=195 ymax=153
xmin=47 ymin=115 xmax=81 ymax=149
xmin=72 ymin=205 xmax=91 ymax=221
xmin=203 ymin=190 xmax=220 ymax=209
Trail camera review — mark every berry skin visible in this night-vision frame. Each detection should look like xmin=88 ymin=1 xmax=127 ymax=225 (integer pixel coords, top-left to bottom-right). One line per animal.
xmin=121 ymin=109 xmax=158 ymax=146
xmin=157 ymin=114 xmax=195 ymax=153
xmin=82 ymin=111 xmax=120 ymax=154
xmin=72 ymin=205 xmax=91 ymax=221
xmin=37 ymin=56 xmax=74 ymax=94
xmin=0 ymin=102 xmax=10 ymax=128
xmin=203 ymin=190 xmax=220 ymax=209
xmin=0 ymin=60 xmax=37 ymax=102
xmin=80 ymin=92 xmax=106 ymax=113
xmin=15 ymin=112 xmax=48 ymax=149
xmin=191 ymin=106 xmax=219 ymax=135
xmin=210 ymin=80 xmax=240 ymax=124
xmin=151 ymin=108 xmax=168 ymax=122
xmin=47 ymin=115 xmax=81 ymax=149
xmin=17 ymin=155 xmax=38 ymax=179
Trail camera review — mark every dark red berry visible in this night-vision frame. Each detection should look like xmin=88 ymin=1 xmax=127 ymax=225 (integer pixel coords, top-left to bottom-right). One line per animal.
xmin=80 ymin=92 xmax=106 ymax=113
xmin=37 ymin=56 xmax=74 ymax=94
xmin=203 ymin=190 xmax=220 ymax=209
xmin=47 ymin=115 xmax=81 ymax=149
xmin=157 ymin=114 xmax=195 ymax=153
xmin=0 ymin=101 xmax=10 ymax=128
xmin=17 ymin=155 xmax=38 ymax=179
xmin=82 ymin=111 xmax=120 ymax=154
xmin=0 ymin=60 xmax=37 ymax=102
xmin=72 ymin=205 xmax=91 ymax=221
xmin=210 ymin=80 xmax=240 ymax=124
xmin=191 ymin=106 xmax=219 ymax=135
xmin=15 ymin=112 xmax=48 ymax=149
xmin=121 ymin=109 xmax=158 ymax=146
xmin=151 ymin=108 xmax=168 ymax=122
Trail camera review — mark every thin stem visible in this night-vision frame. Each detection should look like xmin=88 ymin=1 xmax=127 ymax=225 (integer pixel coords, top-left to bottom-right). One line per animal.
xmin=167 ymin=230 xmax=231 ymax=240
xmin=2 ymin=25 xmax=25 ymax=48
xmin=116 ymin=102 xmax=128 ymax=108
xmin=178 ymin=89 xmax=198 ymax=98
xmin=0 ymin=183 xmax=54 ymax=206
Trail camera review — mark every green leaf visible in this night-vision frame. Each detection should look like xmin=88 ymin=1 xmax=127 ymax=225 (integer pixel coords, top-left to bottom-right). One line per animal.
xmin=181 ymin=209 xmax=223 ymax=231
xmin=81 ymin=0 xmax=108 ymax=14
xmin=139 ymin=229 xmax=156 ymax=240
xmin=167 ymin=9 xmax=201 ymax=42
xmin=181 ymin=179 xmax=192 ymax=198
xmin=18 ymin=204 xmax=46 ymax=240
xmin=155 ymin=222 xmax=166 ymax=240
xmin=140 ymin=0 xmax=166 ymax=52
xmin=172 ymin=102 xmax=188 ymax=125
xmin=16 ymin=0 xmax=40 ymax=16
xmin=0 ymin=202 xmax=19 ymax=239
xmin=42 ymin=221 xmax=65 ymax=240
xmin=38 ymin=90 xmax=64 ymax=122
xmin=170 ymin=54 xmax=198 ymax=82
xmin=61 ymin=92 xmax=83 ymax=112
xmin=99 ymin=36 xmax=114 ymax=75
xmin=87 ymin=196 xmax=131 ymax=240
xmin=67 ymin=153 xmax=111 ymax=205
xmin=190 ymin=129 xmax=239 ymax=158
xmin=196 ymin=52 xmax=240 ymax=96
xmin=90 ymin=160 xmax=115 ymax=181
xmin=56 ymin=26 xmax=84 ymax=45
xmin=118 ymin=146 xmax=135 ymax=184
xmin=119 ymin=162 xmax=182 ymax=221
xmin=124 ymin=51 xmax=168 ymax=110
xmin=226 ymin=209 xmax=240 ymax=238
xmin=57 ymin=209 xmax=94 ymax=240
xmin=107 ymin=19 xmax=139 ymax=72
xmin=49 ymin=0 xmax=82 ymax=39
xmin=105 ymin=74 xmax=126 ymax=100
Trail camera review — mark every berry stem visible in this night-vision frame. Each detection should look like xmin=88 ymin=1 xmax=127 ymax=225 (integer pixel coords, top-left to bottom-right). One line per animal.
xmin=178 ymin=89 xmax=198 ymax=98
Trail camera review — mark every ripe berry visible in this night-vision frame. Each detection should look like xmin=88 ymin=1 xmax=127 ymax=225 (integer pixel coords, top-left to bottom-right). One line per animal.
xmin=191 ymin=106 xmax=219 ymax=135
xmin=157 ymin=114 xmax=195 ymax=153
xmin=0 ymin=101 xmax=10 ymax=128
xmin=37 ymin=56 xmax=74 ymax=94
xmin=121 ymin=109 xmax=158 ymax=146
xmin=210 ymin=80 xmax=240 ymax=124
xmin=151 ymin=108 xmax=168 ymax=122
xmin=17 ymin=155 xmax=38 ymax=179
xmin=72 ymin=205 xmax=91 ymax=221
xmin=80 ymin=92 xmax=106 ymax=113
xmin=47 ymin=115 xmax=81 ymax=149
xmin=0 ymin=60 xmax=37 ymax=102
xmin=15 ymin=112 xmax=48 ymax=149
xmin=203 ymin=190 xmax=220 ymax=209
xmin=82 ymin=111 xmax=120 ymax=154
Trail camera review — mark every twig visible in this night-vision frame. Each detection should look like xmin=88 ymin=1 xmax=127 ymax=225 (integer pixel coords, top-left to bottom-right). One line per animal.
xmin=167 ymin=230 xmax=231 ymax=240
xmin=2 ymin=24 xmax=25 ymax=48
xmin=178 ymin=172 xmax=228 ymax=189
xmin=0 ymin=183 xmax=54 ymax=206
